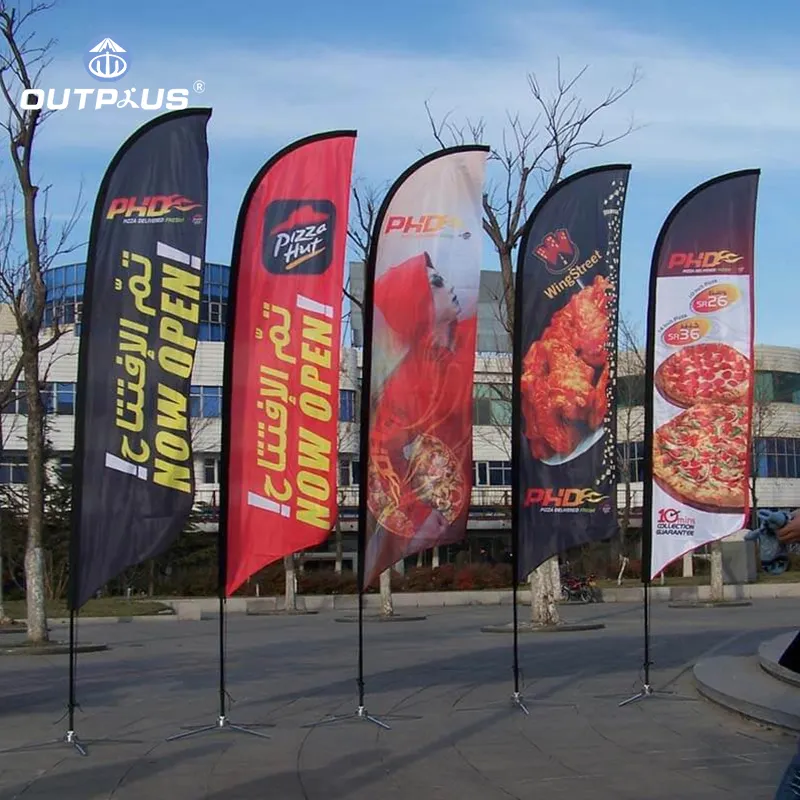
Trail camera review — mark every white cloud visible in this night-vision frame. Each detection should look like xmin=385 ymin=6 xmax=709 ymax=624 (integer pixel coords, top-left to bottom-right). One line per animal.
xmin=27 ymin=7 xmax=800 ymax=177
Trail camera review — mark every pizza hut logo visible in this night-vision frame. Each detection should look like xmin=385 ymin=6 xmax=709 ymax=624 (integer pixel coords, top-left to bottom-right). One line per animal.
xmin=667 ymin=250 xmax=743 ymax=273
xmin=262 ymin=199 xmax=335 ymax=275
xmin=534 ymin=229 xmax=579 ymax=274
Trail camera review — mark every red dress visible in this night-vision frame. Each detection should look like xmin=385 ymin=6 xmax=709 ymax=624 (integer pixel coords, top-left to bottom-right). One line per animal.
xmin=365 ymin=254 xmax=475 ymax=581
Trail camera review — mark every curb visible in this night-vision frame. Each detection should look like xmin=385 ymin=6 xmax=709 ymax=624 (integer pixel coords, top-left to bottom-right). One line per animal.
xmin=0 ymin=642 xmax=109 ymax=657
xmin=668 ymin=601 xmax=753 ymax=609
xmin=334 ymin=614 xmax=428 ymax=623
xmin=481 ymin=622 xmax=606 ymax=634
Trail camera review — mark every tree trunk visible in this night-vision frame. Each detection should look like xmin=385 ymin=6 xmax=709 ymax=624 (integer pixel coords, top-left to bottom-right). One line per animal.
xmin=547 ymin=555 xmax=561 ymax=603
xmin=284 ymin=554 xmax=296 ymax=611
xmin=22 ymin=345 xmax=48 ymax=643
xmin=529 ymin=563 xmax=559 ymax=626
xmin=379 ymin=568 xmax=393 ymax=617
xmin=334 ymin=518 xmax=343 ymax=574
xmin=148 ymin=559 xmax=156 ymax=597
xmin=710 ymin=542 xmax=724 ymax=602
xmin=0 ymin=525 xmax=5 ymax=622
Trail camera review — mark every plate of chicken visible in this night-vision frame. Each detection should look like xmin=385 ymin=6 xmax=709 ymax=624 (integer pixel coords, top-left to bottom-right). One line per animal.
xmin=520 ymin=275 xmax=612 ymax=466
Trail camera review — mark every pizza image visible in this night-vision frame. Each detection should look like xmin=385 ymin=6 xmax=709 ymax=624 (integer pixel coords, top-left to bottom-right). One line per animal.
xmin=653 ymin=403 xmax=749 ymax=513
xmin=406 ymin=434 xmax=468 ymax=524
xmin=367 ymin=435 xmax=467 ymax=538
xmin=521 ymin=275 xmax=612 ymax=461
xmin=655 ymin=342 xmax=750 ymax=408
xmin=367 ymin=453 xmax=415 ymax=539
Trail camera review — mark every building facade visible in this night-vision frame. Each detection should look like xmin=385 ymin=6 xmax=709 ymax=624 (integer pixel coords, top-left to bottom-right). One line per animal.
xmin=1 ymin=261 xmax=799 ymax=569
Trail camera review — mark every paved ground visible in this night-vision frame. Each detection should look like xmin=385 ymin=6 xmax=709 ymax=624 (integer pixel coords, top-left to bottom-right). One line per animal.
xmin=0 ymin=600 xmax=797 ymax=799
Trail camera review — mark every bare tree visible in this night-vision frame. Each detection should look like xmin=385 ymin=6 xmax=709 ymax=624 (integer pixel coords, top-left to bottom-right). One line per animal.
xmin=0 ymin=4 xmax=84 ymax=642
xmin=426 ymin=61 xmax=640 ymax=626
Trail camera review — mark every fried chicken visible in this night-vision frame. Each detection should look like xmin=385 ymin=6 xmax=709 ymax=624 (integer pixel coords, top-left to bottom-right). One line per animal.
xmin=521 ymin=276 xmax=611 ymax=460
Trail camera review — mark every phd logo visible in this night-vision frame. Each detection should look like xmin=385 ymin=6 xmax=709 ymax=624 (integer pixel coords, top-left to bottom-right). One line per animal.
xmin=84 ymin=38 xmax=129 ymax=82
xmin=20 ymin=37 xmax=205 ymax=112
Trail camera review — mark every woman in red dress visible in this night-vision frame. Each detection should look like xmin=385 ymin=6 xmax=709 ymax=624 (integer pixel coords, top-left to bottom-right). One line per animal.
xmin=364 ymin=252 xmax=476 ymax=586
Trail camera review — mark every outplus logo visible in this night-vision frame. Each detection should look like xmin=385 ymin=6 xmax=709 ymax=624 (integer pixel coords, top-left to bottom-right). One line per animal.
xmin=106 ymin=194 xmax=204 ymax=226
xmin=262 ymin=200 xmax=335 ymax=275
xmin=21 ymin=37 xmax=205 ymax=112
xmin=384 ymin=214 xmax=471 ymax=239
xmin=655 ymin=507 xmax=696 ymax=536
xmin=84 ymin=38 xmax=129 ymax=81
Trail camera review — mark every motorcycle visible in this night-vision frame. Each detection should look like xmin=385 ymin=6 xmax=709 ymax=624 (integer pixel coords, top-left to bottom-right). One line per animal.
xmin=560 ymin=573 xmax=598 ymax=603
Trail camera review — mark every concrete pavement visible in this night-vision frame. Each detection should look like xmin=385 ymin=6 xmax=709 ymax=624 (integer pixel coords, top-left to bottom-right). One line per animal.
xmin=0 ymin=600 xmax=798 ymax=799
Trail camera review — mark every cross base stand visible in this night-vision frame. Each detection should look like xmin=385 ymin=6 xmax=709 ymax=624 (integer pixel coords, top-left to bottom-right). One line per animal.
xmin=166 ymin=715 xmax=273 ymax=742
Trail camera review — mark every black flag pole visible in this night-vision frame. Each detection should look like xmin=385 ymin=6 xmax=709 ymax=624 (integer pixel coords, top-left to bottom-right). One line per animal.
xmin=303 ymin=173 xmax=389 ymax=730
xmin=509 ymin=225 xmax=529 ymax=715
xmin=618 ymin=176 xmax=671 ymax=708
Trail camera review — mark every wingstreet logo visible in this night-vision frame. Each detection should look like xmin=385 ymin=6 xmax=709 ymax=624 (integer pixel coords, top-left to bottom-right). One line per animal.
xmin=20 ymin=37 xmax=205 ymax=112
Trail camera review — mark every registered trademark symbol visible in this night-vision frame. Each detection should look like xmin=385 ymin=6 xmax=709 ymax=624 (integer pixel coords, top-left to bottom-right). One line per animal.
xmin=193 ymin=80 xmax=205 ymax=93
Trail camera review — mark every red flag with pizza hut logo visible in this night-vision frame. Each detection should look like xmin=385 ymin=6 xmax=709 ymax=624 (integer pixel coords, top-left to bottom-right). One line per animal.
xmin=223 ymin=131 xmax=356 ymax=596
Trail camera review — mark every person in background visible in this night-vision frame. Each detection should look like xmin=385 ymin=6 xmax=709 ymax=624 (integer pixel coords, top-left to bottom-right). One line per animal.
xmin=774 ymin=512 xmax=800 ymax=799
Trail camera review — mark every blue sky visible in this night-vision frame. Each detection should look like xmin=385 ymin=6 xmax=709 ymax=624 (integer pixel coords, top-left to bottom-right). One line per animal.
xmin=11 ymin=0 xmax=800 ymax=347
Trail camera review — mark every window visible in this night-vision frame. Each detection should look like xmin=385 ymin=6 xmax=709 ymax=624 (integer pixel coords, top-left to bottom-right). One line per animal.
xmin=190 ymin=386 xmax=223 ymax=417
xmin=202 ymin=456 xmax=220 ymax=484
xmin=473 ymin=460 xmax=512 ymax=486
xmin=473 ymin=384 xmax=512 ymax=426
xmin=338 ymin=457 xmax=360 ymax=486
xmin=2 ymin=381 xmax=26 ymax=414
xmin=0 ymin=452 xmax=27 ymax=484
xmin=198 ymin=262 xmax=230 ymax=342
xmin=616 ymin=441 xmax=645 ymax=483
xmin=54 ymin=382 xmax=76 ymax=415
xmin=58 ymin=456 xmax=72 ymax=480
xmin=617 ymin=375 xmax=645 ymax=407
xmin=754 ymin=438 xmax=800 ymax=479
xmin=754 ymin=371 xmax=800 ymax=405
xmin=339 ymin=389 xmax=357 ymax=422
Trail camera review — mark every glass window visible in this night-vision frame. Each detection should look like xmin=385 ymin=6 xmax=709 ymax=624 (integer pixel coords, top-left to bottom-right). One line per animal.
xmin=0 ymin=452 xmax=27 ymax=484
xmin=755 ymin=438 xmax=800 ymax=478
xmin=617 ymin=375 xmax=645 ymax=407
xmin=473 ymin=461 xmax=511 ymax=486
xmin=59 ymin=456 xmax=72 ymax=480
xmin=339 ymin=389 xmax=357 ymax=422
xmin=55 ymin=382 xmax=75 ymax=415
xmin=190 ymin=386 xmax=223 ymax=417
xmin=616 ymin=441 xmax=644 ymax=483
xmin=43 ymin=261 xmax=232 ymax=341
xmin=202 ymin=456 xmax=219 ymax=484
xmin=337 ymin=457 xmax=359 ymax=486
xmin=473 ymin=384 xmax=512 ymax=426
xmin=488 ymin=461 xmax=512 ymax=486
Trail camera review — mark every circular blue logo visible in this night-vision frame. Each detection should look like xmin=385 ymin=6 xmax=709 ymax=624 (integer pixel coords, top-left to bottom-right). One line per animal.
xmin=84 ymin=38 xmax=130 ymax=82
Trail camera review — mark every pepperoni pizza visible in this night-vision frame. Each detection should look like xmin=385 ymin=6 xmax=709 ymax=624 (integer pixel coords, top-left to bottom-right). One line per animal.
xmin=655 ymin=342 xmax=750 ymax=408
